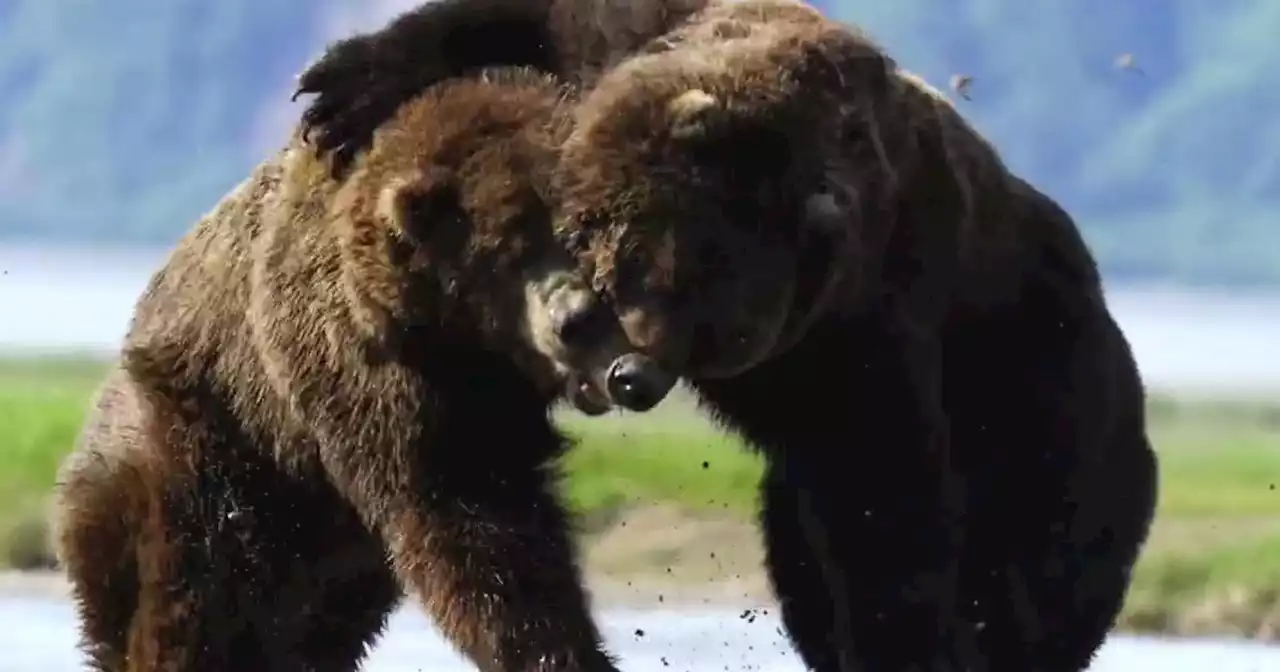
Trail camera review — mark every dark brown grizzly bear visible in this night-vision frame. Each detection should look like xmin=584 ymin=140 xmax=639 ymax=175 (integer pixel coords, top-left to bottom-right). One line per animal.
xmin=550 ymin=21 xmax=1159 ymax=672
xmin=51 ymin=67 xmax=679 ymax=672
xmin=297 ymin=5 xmax=1158 ymax=671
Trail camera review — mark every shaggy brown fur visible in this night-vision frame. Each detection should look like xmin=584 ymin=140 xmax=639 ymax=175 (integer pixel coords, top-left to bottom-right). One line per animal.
xmin=292 ymin=2 xmax=1156 ymax=669
xmin=551 ymin=17 xmax=1158 ymax=672
xmin=293 ymin=0 xmax=862 ymax=178
xmin=51 ymin=68 xmax=668 ymax=672
xmin=295 ymin=0 xmax=710 ymax=175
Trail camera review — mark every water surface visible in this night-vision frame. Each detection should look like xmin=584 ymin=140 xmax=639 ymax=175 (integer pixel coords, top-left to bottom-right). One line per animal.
xmin=5 ymin=599 xmax=1279 ymax=671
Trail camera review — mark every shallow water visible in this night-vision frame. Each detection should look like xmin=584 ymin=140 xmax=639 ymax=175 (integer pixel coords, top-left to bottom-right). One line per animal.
xmin=5 ymin=598 xmax=1279 ymax=671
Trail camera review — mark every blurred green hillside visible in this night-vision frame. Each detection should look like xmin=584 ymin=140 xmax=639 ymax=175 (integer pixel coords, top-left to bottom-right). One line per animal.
xmin=1 ymin=0 xmax=1278 ymax=286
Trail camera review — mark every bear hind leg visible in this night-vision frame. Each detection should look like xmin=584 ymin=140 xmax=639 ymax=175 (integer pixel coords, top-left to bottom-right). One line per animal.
xmin=120 ymin=475 xmax=260 ymax=672
xmin=118 ymin=483 xmax=396 ymax=672
xmin=979 ymin=435 xmax=1157 ymax=672
xmin=952 ymin=312 xmax=1159 ymax=672
xmin=53 ymin=450 xmax=144 ymax=672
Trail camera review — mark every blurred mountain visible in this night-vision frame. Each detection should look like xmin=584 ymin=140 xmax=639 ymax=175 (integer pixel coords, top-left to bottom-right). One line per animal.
xmin=0 ymin=0 xmax=1276 ymax=286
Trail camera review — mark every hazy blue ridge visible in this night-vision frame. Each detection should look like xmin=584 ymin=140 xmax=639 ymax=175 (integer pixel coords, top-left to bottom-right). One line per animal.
xmin=1 ymin=0 xmax=1276 ymax=286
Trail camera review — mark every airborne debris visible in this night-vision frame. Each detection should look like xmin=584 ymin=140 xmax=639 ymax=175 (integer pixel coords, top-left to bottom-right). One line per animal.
xmin=949 ymin=73 xmax=973 ymax=100
xmin=1114 ymin=52 xmax=1144 ymax=75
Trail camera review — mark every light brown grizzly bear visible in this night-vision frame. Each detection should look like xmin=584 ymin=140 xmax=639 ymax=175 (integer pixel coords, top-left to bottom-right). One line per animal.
xmin=51 ymin=67 xmax=678 ymax=672
xmin=296 ymin=4 xmax=1158 ymax=672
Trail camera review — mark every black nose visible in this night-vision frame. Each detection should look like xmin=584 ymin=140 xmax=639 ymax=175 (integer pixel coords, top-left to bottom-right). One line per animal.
xmin=605 ymin=354 xmax=676 ymax=412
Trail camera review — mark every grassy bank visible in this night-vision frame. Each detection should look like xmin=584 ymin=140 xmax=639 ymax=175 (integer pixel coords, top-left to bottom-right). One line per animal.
xmin=2 ymin=356 xmax=1279 ymax=639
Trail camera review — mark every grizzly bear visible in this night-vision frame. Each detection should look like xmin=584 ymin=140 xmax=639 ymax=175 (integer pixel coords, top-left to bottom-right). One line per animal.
xmin=555 ymin=21 xmax=1158 ymax=672
xmin=293 ymin=4 xmax=1160 ymax=672
xmin=51 ymin=67 xmax=679 ymax=672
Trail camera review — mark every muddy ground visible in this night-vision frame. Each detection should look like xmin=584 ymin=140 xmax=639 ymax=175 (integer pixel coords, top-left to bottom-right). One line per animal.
xmin=0 ymin=506 xmax=774 ymax=609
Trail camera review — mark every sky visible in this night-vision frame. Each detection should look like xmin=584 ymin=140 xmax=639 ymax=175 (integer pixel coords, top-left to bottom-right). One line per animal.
xmin=813 ymin=0 xmax=1279 ymax=265
xmin=0 ymin=0 xmax=1275 ymax=283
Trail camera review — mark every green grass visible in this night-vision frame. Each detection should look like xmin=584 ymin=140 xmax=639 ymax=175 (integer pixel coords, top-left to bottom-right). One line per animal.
xmin=1155 ymin=426 xmax=1280 ymax=518
xmin=1122 ymin=534 xmax=1280 ymax=637
xmin=2 ymin=356 xmax=1280 ymax=638
xmin=560 ymin=415 xmax=763 ymax=518
xmin=0 ymin=357 xmax=107 ymax=568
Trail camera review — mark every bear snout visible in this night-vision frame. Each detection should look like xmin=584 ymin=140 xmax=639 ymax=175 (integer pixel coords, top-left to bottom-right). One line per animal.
xmin=605 ymin=353 xmax=677 ymax=413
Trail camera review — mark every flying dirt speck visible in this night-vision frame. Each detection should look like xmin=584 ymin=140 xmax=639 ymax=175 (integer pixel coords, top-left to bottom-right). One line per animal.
xmin=1114 ymin=52 xmax=1144 ymax=75
xmin=949 ymin=73 xmax=973 ymax=100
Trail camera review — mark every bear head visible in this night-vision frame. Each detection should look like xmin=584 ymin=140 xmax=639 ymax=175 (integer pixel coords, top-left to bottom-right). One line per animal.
xmin=326 ymin=67 xmax=678 ymax=413
xmin=552 ymin=19 xmax=896 ymax=379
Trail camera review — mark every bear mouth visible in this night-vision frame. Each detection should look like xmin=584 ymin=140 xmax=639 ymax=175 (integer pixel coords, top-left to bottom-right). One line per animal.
xmin=568 ymin=377 xmax=612 ymax=416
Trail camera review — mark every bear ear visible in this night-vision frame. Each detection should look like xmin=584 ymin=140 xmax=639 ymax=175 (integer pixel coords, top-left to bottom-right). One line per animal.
xmin=376 ymin=165 xmax=461 ymax=243
xmin=794 ymin=28 xmax=893 ymax=98
xmin=667 ymin=89 xmax=721 ymax=140
xmin=339 ymin=166 xmax=461 ymax=346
